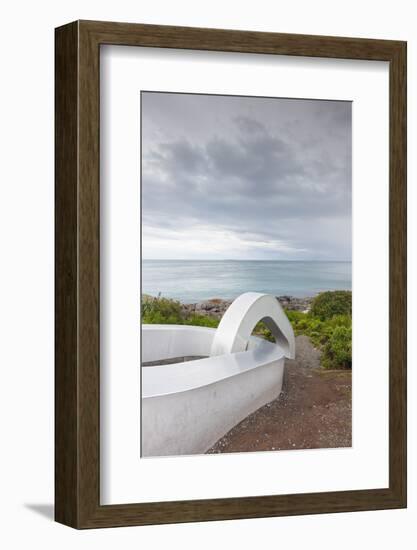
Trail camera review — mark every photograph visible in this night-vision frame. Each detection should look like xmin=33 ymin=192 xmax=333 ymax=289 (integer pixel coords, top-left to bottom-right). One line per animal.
xmin=0 ymin=0 xmax=409 ymax=537
xmin=140 ymin=91 xmax=352 ymax=458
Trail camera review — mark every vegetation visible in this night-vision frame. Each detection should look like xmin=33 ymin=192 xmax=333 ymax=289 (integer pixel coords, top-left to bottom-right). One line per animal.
xmin=309 ymin=290 xmax=352 ymax=320
xmin=141 ymin=290 xmax=352 ymax=370
xmin=322 ymin=324 xmax=352 ymax=370
xmin=261 ymin=291 xmax=352 ymax=369
xmin=184 ymin=314 xmax=219 ymax=328
xmin=141 ymin=294 xmax=219 ymax=328
xmin=141 ymin=295 xmax=183 ymax=324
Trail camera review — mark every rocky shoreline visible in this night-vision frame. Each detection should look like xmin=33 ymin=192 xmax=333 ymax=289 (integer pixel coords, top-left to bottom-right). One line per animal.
xmin=181 ymin=295 xmax=312 ymax=319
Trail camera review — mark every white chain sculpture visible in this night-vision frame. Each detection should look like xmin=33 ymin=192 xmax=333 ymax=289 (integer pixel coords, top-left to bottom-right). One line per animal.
xmin=211 ymin=292 xmax=295 ymax=359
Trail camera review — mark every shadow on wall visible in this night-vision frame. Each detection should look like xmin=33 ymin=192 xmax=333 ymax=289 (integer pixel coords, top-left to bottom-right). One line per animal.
xmin=24 ymin=503 xmax=54 ymax=521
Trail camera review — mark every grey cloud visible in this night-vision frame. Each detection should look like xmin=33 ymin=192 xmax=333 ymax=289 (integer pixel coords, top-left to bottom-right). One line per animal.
xmin=142 ymin=92 xmax=351 ymax=260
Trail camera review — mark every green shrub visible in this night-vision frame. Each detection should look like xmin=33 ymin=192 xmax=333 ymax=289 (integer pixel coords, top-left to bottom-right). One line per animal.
xmin=141 ymin=296 xmax=219 ymax=328
xmin=285 ymin=310 xmax=305 ymax=324
xmin=285 ymin=302 xmax=352 ymax=369
xmin=141 ymin=296 xmax=183 ymax=325
xmin=253 ymin=321 xmax=274 ymax=342
xmin=310 ymin=290 xmax=352 ymax=321
xmin=184 ymin=314 xmax=219 ymax=328
xmin=322 ymin=325 xmax=352 ymax=369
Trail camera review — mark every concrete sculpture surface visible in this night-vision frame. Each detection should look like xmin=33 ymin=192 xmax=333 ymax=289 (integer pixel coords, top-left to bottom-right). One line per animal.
xmin=142 ymin=292 xmax=295 ymax=457
xmin=210 ymin=292 xmax=295 ymax=358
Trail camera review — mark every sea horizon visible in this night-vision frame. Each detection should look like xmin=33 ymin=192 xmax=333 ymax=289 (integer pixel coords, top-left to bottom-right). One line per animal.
xmin=143 ymin=259 xmax=351 ymax=262
xmin=142 ymin=259 xmax=352 ymax=303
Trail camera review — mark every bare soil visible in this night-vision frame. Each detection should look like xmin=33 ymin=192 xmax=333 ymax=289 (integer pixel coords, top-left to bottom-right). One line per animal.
xmin=207 ymin=335 xmax=352 ymax=454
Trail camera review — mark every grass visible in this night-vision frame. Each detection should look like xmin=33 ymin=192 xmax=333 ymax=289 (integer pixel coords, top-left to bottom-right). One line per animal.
xmin=142 ymin=295 xmax=220 ymax=328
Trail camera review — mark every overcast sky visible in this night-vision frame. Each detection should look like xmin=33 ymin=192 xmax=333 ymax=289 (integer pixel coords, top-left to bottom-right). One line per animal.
xmin=141 ymin=92 xmax=351 ymax=261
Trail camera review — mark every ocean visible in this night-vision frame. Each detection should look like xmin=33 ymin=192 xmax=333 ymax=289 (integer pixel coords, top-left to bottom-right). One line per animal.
xmin=142 ymin=260 xmax=352 ymax=303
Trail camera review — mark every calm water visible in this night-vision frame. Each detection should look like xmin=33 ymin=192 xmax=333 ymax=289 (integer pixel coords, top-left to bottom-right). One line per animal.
xmin=142 ymin=260 xmax=352 ymax=303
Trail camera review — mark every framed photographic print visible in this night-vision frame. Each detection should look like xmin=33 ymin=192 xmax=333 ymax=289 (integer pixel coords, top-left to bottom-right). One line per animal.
xmin=55 ymin=20 xmax=406 ymax=528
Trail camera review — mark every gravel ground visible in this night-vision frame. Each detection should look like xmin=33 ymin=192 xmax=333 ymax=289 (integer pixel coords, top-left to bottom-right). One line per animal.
xmin=207 ymin=335 xmax=352 ymax=454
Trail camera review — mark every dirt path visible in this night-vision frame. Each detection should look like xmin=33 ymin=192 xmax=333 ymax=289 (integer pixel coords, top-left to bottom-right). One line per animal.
xmin=207 ymin=335 xmax=352 ymax=454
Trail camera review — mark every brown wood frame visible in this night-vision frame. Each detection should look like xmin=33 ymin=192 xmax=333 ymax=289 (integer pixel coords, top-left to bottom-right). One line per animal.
xmin=55 ymin=20 xmax=407 ymax=529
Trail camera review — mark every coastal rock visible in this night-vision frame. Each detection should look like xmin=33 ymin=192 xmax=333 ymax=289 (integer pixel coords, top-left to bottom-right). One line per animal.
xmin=186 ymin=299 xmax=232 ymax=319
xmin=181 ymin=295 xmax=312 ymax=319
xmin=277 ymin=295 xmax=312 ymax=312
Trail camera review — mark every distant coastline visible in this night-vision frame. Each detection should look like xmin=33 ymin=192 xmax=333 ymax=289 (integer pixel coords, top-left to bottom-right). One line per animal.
xmin=143 ymin=293 xmax=313 ymax=317
xmin=181 ymin=295 xmax=313 ymax=317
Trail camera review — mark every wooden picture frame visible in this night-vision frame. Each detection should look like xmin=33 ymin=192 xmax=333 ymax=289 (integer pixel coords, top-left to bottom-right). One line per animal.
xmin=55 ymin=20 xmax=407 ymax=528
